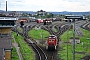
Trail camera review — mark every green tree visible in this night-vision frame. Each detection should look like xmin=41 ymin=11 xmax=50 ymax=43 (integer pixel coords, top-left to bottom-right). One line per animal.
xmin=0 ymin=14 xmax=6 ymax=17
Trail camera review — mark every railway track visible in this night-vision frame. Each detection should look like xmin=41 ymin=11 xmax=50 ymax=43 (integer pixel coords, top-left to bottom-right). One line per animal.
xmin=81 ymin=22 xmax=90 ymax=31
xmin=47 ymin=51 xmax=57 ymax=60
xmin=47 ymin=52 xmax=55 ymax=60
xmin=30 ymin=44 xmax=47 ymax=60
xmin=12 ymin=21 xmax=70 ymax=60
xmin=75 ymin=26 xmax=83 ymax=37
xmin=25 ymin=37 xmax=59 ymax=60
xmin=24 ymin=38 xmax=48 ymax=60
xmin=12 ymin=26 xmax=48 ymax=60
xmin=39 ymin=45 xmax=58 ymax=60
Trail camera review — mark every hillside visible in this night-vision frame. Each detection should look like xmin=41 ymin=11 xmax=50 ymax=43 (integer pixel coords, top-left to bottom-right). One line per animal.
xmin=0 ymin=10 xmax=90 ymax=15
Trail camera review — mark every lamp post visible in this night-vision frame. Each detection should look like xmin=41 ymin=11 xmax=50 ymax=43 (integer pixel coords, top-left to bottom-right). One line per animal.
xmin=66 ymin=19 xmax=70 ymax=60
xmin=73 ymin=19 xmax=76 ymax=60
xmin=67 ymin=19 xmax=72 ymax=60
xmin=40 ymin=26 xmax=43 ymax=45
xmin=66 ymin=29 xmax=69 ymax=60
xmin=41 ymin=29 xmax=43 ymax=45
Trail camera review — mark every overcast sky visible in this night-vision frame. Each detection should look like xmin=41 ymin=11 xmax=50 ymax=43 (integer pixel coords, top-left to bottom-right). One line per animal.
xmin=0 ymin=0 xmax=90 ymax=12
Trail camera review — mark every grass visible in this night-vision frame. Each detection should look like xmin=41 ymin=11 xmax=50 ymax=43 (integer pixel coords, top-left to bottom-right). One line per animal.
xmin=12 ymin=39 xmax=14 ymax=43
xmin=60 ymin=29 xmax=79 ymax=42
xmin=60 ymin=30 xmax=73 ymax=41
xmin=53 ymin=27 xmax=58 ymax=32
xmin=17 ymin=27 xmax=23 ymax=32
xmin=12 ymin=32 xmax=35 ymax=60
xmin=28 ymin=29 xmax=89 ymax=60
xmin=12 ymin=27 xmax=90 ymax=60
xmin=11 ymin=47 xmax=19 ymax=60
xmin=59 ymin=29 xmax=90 ymax=60
xmin=28 ymin=28 xmax=50 ymax=40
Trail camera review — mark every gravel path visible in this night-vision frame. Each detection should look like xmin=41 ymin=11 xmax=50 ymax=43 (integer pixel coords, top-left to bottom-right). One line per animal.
xmin=12 ymin=35 xmax=23 ymax=60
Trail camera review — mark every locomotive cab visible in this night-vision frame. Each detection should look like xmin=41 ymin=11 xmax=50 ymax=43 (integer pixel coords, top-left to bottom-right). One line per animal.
xmin=46 ymin=35 xmax=57 ymax=50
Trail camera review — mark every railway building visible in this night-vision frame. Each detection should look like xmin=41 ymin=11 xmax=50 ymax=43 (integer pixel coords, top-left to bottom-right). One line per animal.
xmin=70 ymin=37 xmax=80 ymax=44
xmin=18 ymin=17 xmax=29 ymax=23
xmin=17 ymin=17 xmax=29 ymax=27
xmin=0 ymin=17 xmax=17 ymax=60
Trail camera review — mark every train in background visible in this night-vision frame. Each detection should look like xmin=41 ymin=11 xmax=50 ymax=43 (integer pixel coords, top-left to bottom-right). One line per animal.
xmin=36 ymin=18 xmax=52 ymax=25
xmin=43 ymin=18 xmax=52 ymax=25
xmin=36 ymin=19 xmax=43 ymax=23
xmin=46 ymin=35 xmax=58 ymax=50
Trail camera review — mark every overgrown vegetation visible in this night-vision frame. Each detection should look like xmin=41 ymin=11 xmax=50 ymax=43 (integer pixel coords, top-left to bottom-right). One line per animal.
xmin=12 ymin=26 xmax=90 ymax=60
xmin=17 ymin=27 xmax=23 ymax=32
xmin=11 ymin=47 xmax=19 ymax=60
xmin=12 ymin=32 xmax=35 ymax=60
xmin=59 ymin=29 xmax=90 ymax=60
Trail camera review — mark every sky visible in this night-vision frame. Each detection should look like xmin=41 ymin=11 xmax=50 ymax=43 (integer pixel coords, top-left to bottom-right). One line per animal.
xmin=0 ymin=0 xmax=90 ymax=12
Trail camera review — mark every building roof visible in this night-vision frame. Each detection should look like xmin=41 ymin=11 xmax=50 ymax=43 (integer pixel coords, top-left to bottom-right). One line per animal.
xmin=0 ymin=25 xmax=15 ymax=28
xmin=0 ymin=37 xmax=12 ymax=49
xmin=0 ymin=17 xmax=18 ymax=21
xmin=0 ymin=17 xmax=17 ymax=28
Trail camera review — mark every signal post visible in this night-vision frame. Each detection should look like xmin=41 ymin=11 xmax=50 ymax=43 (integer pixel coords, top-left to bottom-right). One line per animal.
xmin=65 ymin=15 xmax=83 ymax=60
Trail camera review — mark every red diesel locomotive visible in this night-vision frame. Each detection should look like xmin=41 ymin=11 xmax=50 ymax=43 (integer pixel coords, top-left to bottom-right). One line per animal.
xmin=46 ymin=35 xmax=58 ymax=50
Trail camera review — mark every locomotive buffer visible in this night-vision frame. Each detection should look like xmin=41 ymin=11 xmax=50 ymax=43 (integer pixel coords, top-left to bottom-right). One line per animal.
xmin=65 ymin=15 xmax=83 ymax=60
